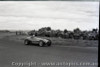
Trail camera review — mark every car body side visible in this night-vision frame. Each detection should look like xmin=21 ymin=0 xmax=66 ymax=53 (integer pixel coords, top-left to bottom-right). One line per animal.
xmin=24 ymin=36 xmax=51 ymax=46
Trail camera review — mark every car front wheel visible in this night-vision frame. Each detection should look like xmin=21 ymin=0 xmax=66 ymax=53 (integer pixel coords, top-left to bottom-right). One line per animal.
xmin=39 ymin=41 xmax=44 ymax=47
xmin=47 ymin=40 xmax=51 ymax=46
xmin=24 ymin=40 xmax=30 ymax=45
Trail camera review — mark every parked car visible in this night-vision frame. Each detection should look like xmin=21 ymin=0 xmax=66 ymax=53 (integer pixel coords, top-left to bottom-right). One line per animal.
xmin=24 ymin=35 xmax=51 ymax=47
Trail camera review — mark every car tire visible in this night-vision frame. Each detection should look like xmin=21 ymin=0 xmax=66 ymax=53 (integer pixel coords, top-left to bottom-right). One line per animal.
xmin=48 ymin=43 xmax=51 ymax=46
xmin=39 ymin=41 xmax=44 ymax=47
xmin=47 ymin=40 xmax=51 ymax=46
xmin=24 ymin=40 xmax=30 ymax=45
xmin=48 ymin=42 xmax=51 ymax=46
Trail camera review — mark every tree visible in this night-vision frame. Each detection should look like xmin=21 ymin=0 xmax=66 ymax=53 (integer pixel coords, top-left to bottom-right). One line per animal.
xmin=73 ymin=28 xmax=81 ymax=39
xmin=92 ymin=28 xmax=98 ymax=33
xmin=73 ymin=28 xmax=81 ymax=33
xmin=64 ymin=29 xmax=68 ymax=33
xmin=46 ymin=27 xmax=51 ymax=31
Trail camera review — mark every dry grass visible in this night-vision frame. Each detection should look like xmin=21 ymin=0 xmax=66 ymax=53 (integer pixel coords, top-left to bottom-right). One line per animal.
xmin=0 ymin=32 xmax=15 ymax=39
xmin=0 ymin=32 xmax=98 ymax=47
xmin=3 ymin=34 xmax=98 ymax=47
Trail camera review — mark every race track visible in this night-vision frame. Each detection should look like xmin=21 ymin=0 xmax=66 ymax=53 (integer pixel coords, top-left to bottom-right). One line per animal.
xmin=0 ymin=38 xmax=98 ymax=67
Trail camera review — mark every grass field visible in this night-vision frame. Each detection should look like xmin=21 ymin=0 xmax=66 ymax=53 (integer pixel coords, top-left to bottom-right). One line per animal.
xmin=0 ymin=32 xmax=15 ymax=39
xmin=0 ymin=32 xmax=98 ymax=47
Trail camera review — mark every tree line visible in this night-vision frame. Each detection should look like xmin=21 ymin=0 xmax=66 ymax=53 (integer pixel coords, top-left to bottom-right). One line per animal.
xmin=27 ymin=27 xmax=99 ymax=40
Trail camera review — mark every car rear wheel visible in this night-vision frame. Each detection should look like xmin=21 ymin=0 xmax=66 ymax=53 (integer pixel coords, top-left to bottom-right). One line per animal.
xmin=39 ymin=41 xmax=44 ymax=47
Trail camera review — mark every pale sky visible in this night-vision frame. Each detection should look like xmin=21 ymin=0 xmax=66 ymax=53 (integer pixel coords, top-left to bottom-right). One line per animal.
xmin=0 ymin=1 xmax=99 ymax=31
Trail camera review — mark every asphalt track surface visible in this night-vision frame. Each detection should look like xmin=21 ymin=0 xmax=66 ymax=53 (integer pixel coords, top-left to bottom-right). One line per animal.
xmin=0 ymin=38 xmax=98 ymax=67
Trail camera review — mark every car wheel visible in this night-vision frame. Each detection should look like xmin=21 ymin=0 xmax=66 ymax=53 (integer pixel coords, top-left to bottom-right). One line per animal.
xmin=48 ymin=43 xmax=51 ymax=46
xmin=39 ymin=41 xmax=44 ymax=47
xmin=24 ymin=40 xmax=30 ymax=45
xmin=47 ymin=40 xmax=51 ymax=46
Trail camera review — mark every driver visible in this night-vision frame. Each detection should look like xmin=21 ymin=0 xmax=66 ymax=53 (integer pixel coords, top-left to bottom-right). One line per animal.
xmin=31 ymin=35 xmax=35 ymax=38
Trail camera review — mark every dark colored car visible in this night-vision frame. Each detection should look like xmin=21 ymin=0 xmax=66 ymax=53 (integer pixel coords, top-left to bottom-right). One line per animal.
xmin=24 ymin=35 xmax=51 ymax=47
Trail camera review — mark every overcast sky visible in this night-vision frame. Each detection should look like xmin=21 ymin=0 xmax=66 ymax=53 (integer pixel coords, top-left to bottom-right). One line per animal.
xmin=0 ymin=1 xmax=99 ymax=31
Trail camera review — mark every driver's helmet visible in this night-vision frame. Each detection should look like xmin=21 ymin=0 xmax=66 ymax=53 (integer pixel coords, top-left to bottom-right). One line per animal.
xmin=32 ymin=35 xmax=35 ymax=37
xmin=31 ymin=35 xmax=35 ymax=37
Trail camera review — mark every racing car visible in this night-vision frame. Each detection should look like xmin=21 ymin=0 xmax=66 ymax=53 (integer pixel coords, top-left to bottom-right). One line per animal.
xmin=24 ymin=35 xmax=51 ymax=47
